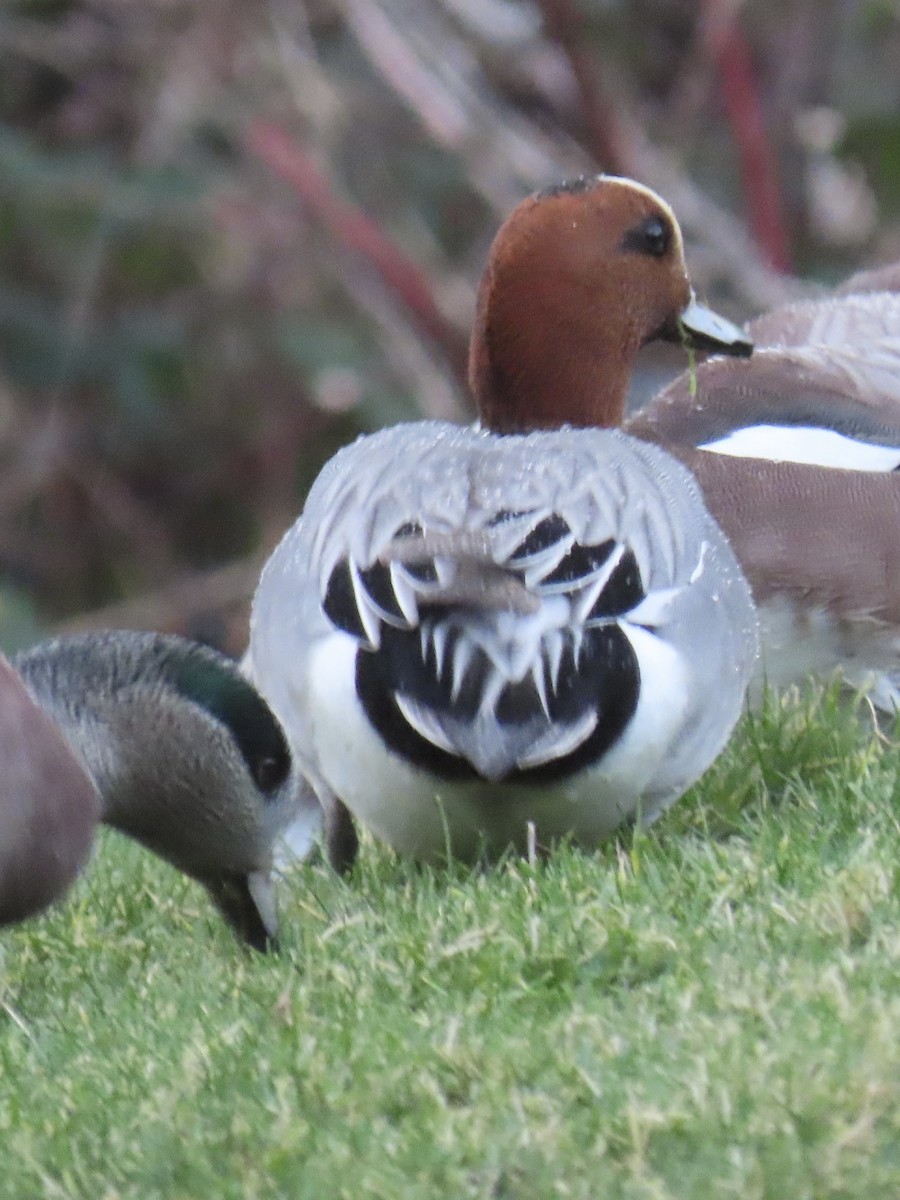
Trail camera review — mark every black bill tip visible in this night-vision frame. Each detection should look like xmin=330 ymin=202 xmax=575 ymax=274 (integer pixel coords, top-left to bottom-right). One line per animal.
xmin=203 ymin=870 xmax=279 ymax=953
xmin=660 ymin=295 xmax=753 ymax=358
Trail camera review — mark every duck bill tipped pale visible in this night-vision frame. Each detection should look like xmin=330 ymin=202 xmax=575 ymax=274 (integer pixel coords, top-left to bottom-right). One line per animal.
xmin=203 ymin=870 xmax=279 ymax=953
xmin=671 ymin=295 xmax=753 ymax=358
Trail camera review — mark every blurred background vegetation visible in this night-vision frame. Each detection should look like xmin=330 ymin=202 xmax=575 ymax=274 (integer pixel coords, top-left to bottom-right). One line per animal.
xmin=1 ymin=0 xmax=899 ymax=654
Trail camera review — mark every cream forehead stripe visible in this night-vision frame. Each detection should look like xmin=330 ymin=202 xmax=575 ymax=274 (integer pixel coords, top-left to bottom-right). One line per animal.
xmin=596 ymin=175 xmax=685 ymax=258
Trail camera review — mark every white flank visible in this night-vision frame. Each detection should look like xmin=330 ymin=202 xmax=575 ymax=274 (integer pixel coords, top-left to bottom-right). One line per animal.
xmin=701 ymin=424 xmax=900 ymax=471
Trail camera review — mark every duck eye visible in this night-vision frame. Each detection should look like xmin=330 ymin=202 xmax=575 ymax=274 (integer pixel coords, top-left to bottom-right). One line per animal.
xmin=622 ymin=215 xmax=671 ymax=258
xmin=252 ymin=754 xmax=288 ymax=792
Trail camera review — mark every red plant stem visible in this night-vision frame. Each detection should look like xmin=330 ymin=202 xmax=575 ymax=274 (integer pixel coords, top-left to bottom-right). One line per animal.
xmin=709 ymin=15 xmax=792 ymax=273
xmin=246 ymin=120 xmax=470 ymax=387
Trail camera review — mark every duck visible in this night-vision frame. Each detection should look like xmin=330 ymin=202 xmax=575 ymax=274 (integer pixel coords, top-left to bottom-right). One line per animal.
xmin=0 ymin=652 xmax=100 ymax=927
xmin=625 ymin=259 xmax=900 ymax=709
xmin=247 ymin=175 xmax=759 ymax=868
xmin=6 ymin=630 xmax=305 ymax=948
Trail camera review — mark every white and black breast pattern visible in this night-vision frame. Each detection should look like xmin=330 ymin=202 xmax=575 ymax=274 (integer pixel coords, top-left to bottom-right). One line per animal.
xmin=321 ymin=509 xmax=651 ymax=782
xmin=311 ymin=427 xmax=695 ymax=785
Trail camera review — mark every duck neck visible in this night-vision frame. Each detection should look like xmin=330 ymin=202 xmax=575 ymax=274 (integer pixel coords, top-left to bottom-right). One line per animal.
xmin=64 ymin=714 xmax=131 ymax=830
xmin=20 ymin=689 xmax=124 ymax=826
xmin=469 ymin=267 xmax=635 ymax=434
xmin=19 ymin=671 xmax=201 ymax=874
xmin=13 ymin=645 xmax=146 ymax=831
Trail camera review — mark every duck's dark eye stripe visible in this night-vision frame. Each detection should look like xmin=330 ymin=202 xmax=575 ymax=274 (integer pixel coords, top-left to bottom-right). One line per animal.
xmin=323 ymin=561 xmax=369 ymax=639
xmin=169 ymin=652 xmax=291 ymax=795
xmin=622 ymin=215 xmax=671 ymax=259
xmin=359 ymin=563 xmax=407 ymax=622
xmin=541 ymin=539 xmax=617 ymax=587
xmin=509 ymin=514 xmax=572 ymax=561
xmin=586 ymin=548 xmax=644 ymax=618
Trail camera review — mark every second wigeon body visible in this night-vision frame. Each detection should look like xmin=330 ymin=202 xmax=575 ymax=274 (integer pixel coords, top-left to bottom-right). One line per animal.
xmin=0 ymin=653 xmax=100 ymax=927
xmin=248 ymin=177 xmax=758 ymax=866
xmin=627 ymin=263 xmax=900 ymax=709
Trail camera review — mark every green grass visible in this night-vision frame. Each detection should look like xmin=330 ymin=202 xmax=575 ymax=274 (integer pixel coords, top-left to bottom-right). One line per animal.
xmin=3 ymin=687 xmax=900 ymax=1199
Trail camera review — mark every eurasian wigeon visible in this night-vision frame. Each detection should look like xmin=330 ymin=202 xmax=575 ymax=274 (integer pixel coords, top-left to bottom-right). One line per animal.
xmin=627 ymin=260 xmax=900 ymax=709
xmin=247 ymin=176 xmax=759 ymax=867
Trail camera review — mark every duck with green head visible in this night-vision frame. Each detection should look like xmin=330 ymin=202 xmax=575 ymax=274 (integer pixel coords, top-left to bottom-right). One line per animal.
xmin=4 ymin=630 xmax=311 ymax=949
